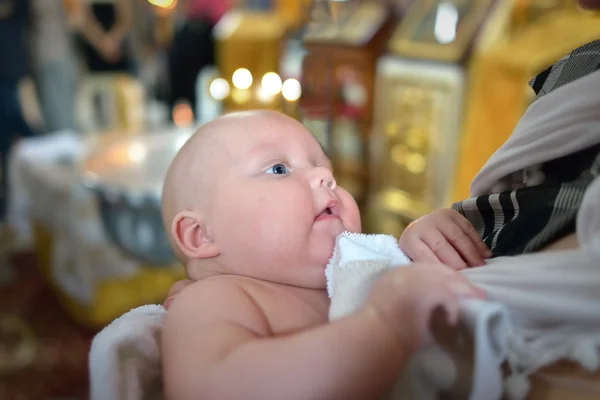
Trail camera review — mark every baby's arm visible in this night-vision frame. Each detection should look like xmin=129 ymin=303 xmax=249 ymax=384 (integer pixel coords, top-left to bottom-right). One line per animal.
xmin=163 ymin=280 xmax=403 ymax=400
xmin=163 ymin=265 xmax=484 ymax=400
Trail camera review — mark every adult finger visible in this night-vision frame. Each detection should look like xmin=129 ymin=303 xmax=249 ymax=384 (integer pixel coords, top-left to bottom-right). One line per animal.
xmin=420 ymin=230 xmax=468 ymax=270
xmin=451 ymin=213 xmax=492 ymax=258
xmin=403 ymin=238 xmax=444 ymax=265
xmin=439 ymin=222 xmax=485 ymax=267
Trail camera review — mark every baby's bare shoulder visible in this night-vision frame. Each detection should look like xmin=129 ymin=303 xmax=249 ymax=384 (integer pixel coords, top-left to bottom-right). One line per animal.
xmin=166 ymin=276 xmax=272 ymax=336
xmin=162 ymin=277 xmax=279 ymax=397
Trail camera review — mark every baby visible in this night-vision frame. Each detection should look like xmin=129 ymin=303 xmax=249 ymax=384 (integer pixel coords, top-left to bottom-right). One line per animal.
xmin=161 ymin=110 xmax=484 ymax=400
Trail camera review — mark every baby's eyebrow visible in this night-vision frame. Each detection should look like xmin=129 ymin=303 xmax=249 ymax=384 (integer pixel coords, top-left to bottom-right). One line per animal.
xmin=244 ymin=141 xmax=332 ymax=169
xmin=237 ymin=142 xmax=279 ymax=167
xmin=247 ymin=142 xmax=278 ymax=156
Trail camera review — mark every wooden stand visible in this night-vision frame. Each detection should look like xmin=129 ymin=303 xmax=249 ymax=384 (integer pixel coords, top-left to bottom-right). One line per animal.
xmin=300 ymin=1 xmax=394 ymax=205
xmin=366 ymin=0 xmax=600 ymax=237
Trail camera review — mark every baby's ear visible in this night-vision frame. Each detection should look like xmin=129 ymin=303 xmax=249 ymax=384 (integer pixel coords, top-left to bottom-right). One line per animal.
xmin=171 ymin=211 xmax=220 ymax=260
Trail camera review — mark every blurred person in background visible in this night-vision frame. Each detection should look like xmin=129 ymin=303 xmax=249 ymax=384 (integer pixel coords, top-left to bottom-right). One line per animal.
xmin=29 ymin=0 xmax=81 ymax=133
xmin=79 ymin=0 xmax=135 ymax=74
xmin=167 ymin=0 xmax=231 ymax=119
xmin=0 ymin=0 xmax=36 ymax=221
xmin=29 ymin=0 xmax=136 ymax=133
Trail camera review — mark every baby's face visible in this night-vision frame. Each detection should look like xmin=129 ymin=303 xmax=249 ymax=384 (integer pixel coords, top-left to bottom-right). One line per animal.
xmin=204 ymin=114 xmax=361 ymax=289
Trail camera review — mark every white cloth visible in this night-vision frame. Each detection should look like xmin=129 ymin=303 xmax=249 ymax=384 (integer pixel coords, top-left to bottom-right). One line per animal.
xmin=470 ymin=69 xmax=600 ymax=196
xmin=8 ymin=131 xmax=141 ymax=304
xmin=89 ymin=304 xmax=167 ymax=400
xmin=7 ymin=130 xmax=85 ymax=242
xmin=326 ymin=233 xmax=510 ymax=400
xmin=324 ymin=226 xmax=600 ymax=400
xmin=578 ymin=173 xmax=600 ymax=253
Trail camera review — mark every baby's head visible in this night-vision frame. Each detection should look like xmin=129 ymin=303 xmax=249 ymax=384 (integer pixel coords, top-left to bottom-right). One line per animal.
xmin=162 ymin=110 xmax=361 ymax=289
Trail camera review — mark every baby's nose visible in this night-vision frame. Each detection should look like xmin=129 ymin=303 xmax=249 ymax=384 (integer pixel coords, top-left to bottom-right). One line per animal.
xmin=321 ymin=177 xmax=336 ymax=189
xmin=311 ymin=167 xmax=337 ymax=190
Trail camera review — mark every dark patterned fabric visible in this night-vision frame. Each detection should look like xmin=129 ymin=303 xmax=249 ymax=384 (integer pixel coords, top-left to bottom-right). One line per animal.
xmin=529 ymin=40 xmax=600 ymax=99
xmin=452 ymin=41 xmax=600 ymax=257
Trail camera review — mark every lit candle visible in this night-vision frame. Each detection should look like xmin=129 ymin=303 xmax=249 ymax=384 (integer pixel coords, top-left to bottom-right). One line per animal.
xmin=281 ymin=78 xmax=302 ymax=117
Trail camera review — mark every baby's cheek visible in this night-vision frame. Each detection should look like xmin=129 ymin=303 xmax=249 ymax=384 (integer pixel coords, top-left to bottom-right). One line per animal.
xmin=339 ymin=192 xmax=361 ymax=232
xmin=344 ymin=213 xmax=362 ymax=233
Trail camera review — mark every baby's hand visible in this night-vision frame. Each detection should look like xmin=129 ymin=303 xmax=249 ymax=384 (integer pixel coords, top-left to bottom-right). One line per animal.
xmin=398 ymin=208 xmax=491 ymax=269
xmin=364 ymin=263 xmax=486 ymax=351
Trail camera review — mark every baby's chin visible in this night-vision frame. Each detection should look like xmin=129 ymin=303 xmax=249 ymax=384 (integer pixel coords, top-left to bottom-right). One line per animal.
xmin=316 ymin=229 xmax=361 ymax=266
xmin=317 ymin=239 xmax=340 ymax=264
xmin=320 ymin=227 xmax=346 ymax=245
xmin=297 ymin=270 xmax=328 ymax=290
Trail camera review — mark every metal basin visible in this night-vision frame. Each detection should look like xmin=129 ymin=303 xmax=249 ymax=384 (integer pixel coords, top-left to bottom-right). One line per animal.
xmin=81 ymin=129 xmax=194 ymax=266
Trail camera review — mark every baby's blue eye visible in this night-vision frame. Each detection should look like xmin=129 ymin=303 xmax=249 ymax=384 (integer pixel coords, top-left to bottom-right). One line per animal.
xmin=266 ymin=164 xmax=288 ymax=175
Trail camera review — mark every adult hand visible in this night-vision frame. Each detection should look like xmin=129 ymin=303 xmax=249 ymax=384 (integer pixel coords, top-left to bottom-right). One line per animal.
xmin=97 ymin=36 xmax=121 ymax=63
xmin=399 ymin=209 xmax=492 ymax=270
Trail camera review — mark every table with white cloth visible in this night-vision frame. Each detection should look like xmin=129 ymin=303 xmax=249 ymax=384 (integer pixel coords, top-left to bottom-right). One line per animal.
xmin=7 ymin=132 xmax=184 ymax=329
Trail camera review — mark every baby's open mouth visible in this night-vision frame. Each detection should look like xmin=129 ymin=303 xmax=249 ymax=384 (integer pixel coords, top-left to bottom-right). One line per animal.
xmin=315 ymin=199 xmax=338 ymax=221
xmin=316 ymin=207 xmax=334 ymax=220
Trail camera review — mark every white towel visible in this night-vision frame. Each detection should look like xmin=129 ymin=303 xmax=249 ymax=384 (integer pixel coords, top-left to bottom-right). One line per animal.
xmin=325 ymin=232 xmax=510 ymax=400
xmin=324 ymin=229 xmax=600 ymax=400
xmin=89 ymin=304 xmax=166 ymax=400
